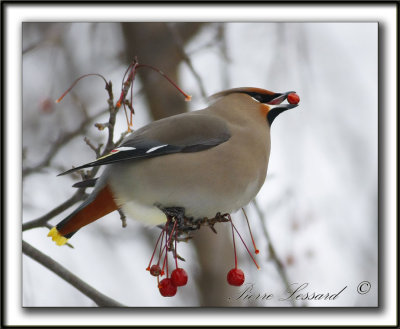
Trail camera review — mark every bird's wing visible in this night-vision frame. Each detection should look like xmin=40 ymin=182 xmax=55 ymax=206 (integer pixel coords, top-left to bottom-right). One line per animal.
xmin=59 ymin=112 xmax=231 ymax=176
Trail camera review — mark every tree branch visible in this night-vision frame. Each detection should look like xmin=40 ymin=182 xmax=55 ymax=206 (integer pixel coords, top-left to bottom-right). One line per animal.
xmin=23 ymin=77 xmax=127 ymax=232
xmin=22 ymin=240 xmax=124 ymax=307
xmin=22 ymin=29 xmax=137 ymax=308
xmin=252 ymin=199 xmax=298 ymax=307
xmin=23 ymin=108 xmax=109 ymax=178
xmin=22 ymin=189 xmax=89 ymax=231
xmin=165 ymin=23 xmax=208 ymax=99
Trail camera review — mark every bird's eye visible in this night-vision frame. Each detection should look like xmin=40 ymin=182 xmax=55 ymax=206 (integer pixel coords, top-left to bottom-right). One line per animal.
xmin=240 ymin=90 xmax=279 ymax=104
xmin=250 ymin=93 xmax=264 ymax=102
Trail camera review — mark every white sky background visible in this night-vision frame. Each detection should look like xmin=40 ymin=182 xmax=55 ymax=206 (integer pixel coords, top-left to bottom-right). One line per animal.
xmin=6 ymin=3 xmax=396 ymax=326
xmin=22 ymin=22 xmax=377 ymax=308
xmin=182 ymin=21 xmax=378 ymax=306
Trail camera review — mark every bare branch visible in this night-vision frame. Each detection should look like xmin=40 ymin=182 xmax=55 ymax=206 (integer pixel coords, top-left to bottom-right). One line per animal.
xmin=22 ymin=68 xmax=132 ymax=307
xmin=252 ymin=199 xmax=298 ymax=307
xmin=117 ymin=208 xmax=127 ymax=228
xmin=165 ymin=23 xmax=208 ymax=98
xmin=23 ymin=74 xmax=125 ymax=232
xmin=84 ymin=136 xmax=102 ymax=158
xmin=103 ymin=81 xmax=119 ymax=152
xmin=22 ymin=23 xmax=66 ymax=55
xmin=216 ymin=23 xmax=231 ymax=89
xmin=22 ymin=240 xmax=124 ymax=307
xmin=114 ymin=130 xmax=130 ymax=147
xmin=23 ymin=108 xmax=109 ymax=178
xmin=22 ymin=188 xmax=88 ymax=231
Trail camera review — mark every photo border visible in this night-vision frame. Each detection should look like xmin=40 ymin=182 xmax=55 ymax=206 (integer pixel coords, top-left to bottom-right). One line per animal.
xmin=2 ymin=1 xmax=398 ymax=327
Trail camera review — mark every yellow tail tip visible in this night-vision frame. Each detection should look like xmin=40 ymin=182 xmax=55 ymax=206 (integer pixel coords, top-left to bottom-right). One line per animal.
xmin=47 ymin=227 xmax=69 ymax=246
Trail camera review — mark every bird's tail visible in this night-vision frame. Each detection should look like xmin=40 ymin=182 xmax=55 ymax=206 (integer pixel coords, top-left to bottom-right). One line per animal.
xmin=48 ymin=185 xmax=118 ymax=246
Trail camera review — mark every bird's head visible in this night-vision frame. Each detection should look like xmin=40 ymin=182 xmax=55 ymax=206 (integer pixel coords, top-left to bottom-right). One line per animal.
xmin=210 ymin=87 xmax=300 ymax=125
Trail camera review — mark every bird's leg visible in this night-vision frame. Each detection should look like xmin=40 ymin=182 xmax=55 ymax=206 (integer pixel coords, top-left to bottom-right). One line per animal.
xmin=156 ymin=205 xmax=199 ymax=234
xmin=155 ymin=206 xmax=193 ymax=263
xmin=151 ymin=208 xmax=235 ymax=266
xmin=208 ymin=222 xmax=218 ymax=234
xmin=203 ymin=212 xmax=231 ymax=234
xmin=162 ymin=206 xmax=186 ymax=221
xmin=156 ymin=205 xmax=231 ymax=238
xmin=209 ymin=212 xmax=231 ymax=224
xmin=157 ymin=206 xmax=185 ymax=233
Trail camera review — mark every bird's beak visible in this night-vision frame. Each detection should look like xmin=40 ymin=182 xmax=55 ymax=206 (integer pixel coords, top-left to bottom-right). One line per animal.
xmin=268 ymin=103 xmax=298 ymax=111
xmin=266 ymin=91 xmax=297 ymax=107
xmin=265 ymin=91 xmax=299 ymax=125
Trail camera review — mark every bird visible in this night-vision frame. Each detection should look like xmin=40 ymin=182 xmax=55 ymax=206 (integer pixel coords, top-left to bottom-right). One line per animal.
xmin=48 ymin=87 xmax=299 ymax=246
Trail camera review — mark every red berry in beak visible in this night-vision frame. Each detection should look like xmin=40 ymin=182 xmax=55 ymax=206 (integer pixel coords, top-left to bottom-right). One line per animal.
xmin=287 ymin=93 xmax=300 ymax=105
xmin=227 ymin=268 xmax=245 ymax=286
xmin=171 ymin=268 xmax=188 ymax=286
xmin=158 ymin=278 xmax=177 ymax=297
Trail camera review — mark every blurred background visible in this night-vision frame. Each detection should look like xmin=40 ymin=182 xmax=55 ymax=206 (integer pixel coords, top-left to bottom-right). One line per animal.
xmin=22 ymin=22 xmax=377 ymax=307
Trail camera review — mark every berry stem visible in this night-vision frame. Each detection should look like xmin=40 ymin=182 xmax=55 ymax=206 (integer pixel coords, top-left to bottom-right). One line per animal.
xmin=166 ymin=220 xmax=178 ymax=245
xmin=242 ymin=208 xmax=259 ymax=254
xmin=137 ymin=64 xmax=192 ymax=101
xmin=116 ymin=59 xmax=191 ymax=131
xmin=157 ymin=229 xmax=166 ymax=266
xmin=231 ymin=221 xmax=260 ymax=269
xmin=55 ymin=73 xmax=108 ymax=103
xmin=116 ymin=61 xmax=138 ymax=109
xmin=229 ymin=217 xmax=238 ymax=269
xmin=161 ymin=244 xmax=168 ymax=277
xmin=146 ymin=228 xmax=164 ymax=271
xmin=174 ymin=231 xmax=178 ymax=268
xmin=161 ymin=218 xmax=178 ymax=277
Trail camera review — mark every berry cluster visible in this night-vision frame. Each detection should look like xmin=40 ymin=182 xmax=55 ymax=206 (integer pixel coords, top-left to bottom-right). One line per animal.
xmin=146 ymin=210 xmax=260 ymax=297
xmin=146 ymin=219 xmax=188 ymax=297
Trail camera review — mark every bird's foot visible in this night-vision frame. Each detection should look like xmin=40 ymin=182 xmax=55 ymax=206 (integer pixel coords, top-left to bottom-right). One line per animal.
xmin=157 ymin=206 xmax=232 ymax=237
xmin=157 ymin=205 xmax=199 ymax=236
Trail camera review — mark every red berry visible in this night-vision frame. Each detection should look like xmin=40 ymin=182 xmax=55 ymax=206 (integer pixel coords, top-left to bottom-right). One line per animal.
xmin=158 ymin=278 xmax=177 ymax=297
xmin=227 ymin=268 xmax=245 ymax=286
xmin=39 ymin=98 xmax=54 ymax=114
xmin=171 ymin=268 xmax=188 ymax=286
xmin=150 ymin=264 xmax=162 ymax=276
xmin=287 ymin=93 xmax=300 ymax=105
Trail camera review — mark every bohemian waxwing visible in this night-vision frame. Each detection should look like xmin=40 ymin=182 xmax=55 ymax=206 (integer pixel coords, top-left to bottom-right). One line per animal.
xmin=48 ymin=87 xmax=299 ymax=246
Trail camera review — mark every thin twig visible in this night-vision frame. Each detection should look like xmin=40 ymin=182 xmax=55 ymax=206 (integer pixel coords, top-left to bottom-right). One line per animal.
xmin=251 ymin=199 xmax=297 ymax=307
xmin=165 ymin=23 xmax=208 ymax=98
xmin=118 ymin=209 xmax=127 ymax=228
xmin=22 ymin=54 xmax=139 ymax=308
xmin=22 ymin=240 xmax=124 ymax=307
xmin=23 ymin=74 xmax=124 ymax=234
xmin=84 ymin=136 xmax=102 ymax=158
xmin=216 ymin=23 xmax=231 ymax=89
xmin=114 ymin=130 xmax=131 ymax=147
xmin=22 ymin=189 xmax=88 ymax=231
xmin=23 ymin=108 xmax=109 ymax=177
xmin=104 ymin=81 xmax=119 ymax=152
xmin=23 ymin=85 xmax=121 ymax=232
